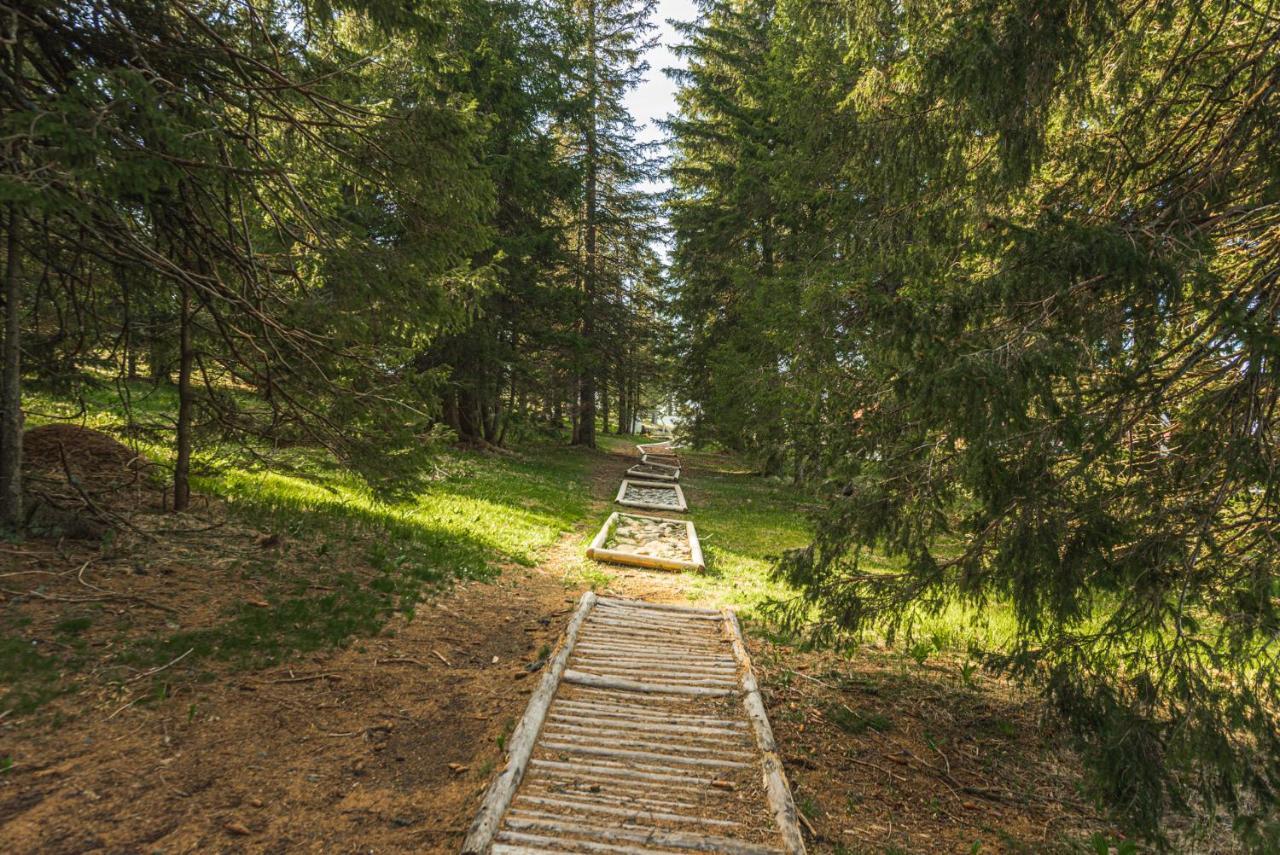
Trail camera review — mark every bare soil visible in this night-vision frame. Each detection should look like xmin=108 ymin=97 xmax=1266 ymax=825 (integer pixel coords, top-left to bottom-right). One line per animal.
xmin=0 ymin=435 xmax=1154 ymax=853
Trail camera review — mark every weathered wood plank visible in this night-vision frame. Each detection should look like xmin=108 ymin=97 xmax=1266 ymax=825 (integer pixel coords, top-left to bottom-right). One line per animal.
xmin=512 ymin=796 xmax=741 ymax=828
xmin=495 ymin=830 xmax=691 ymax=855
xmin=573 ymin=641 xmax=731 ymax=658
xmin=501 ymin=818 xmax=785 ymax=855
xmin=570 ymin=655 xmax=733 ymax=670
xmin=549 ymin=706 xmax=744 ymax=727
xmin=538 ymin=729 xmax=755 ymax=759
xmin=595 ymin=597 xmax=720 ymax=616
xmin=545 ymin=716 xmax=751 ymax=742
xmin=537 ymin=741 xmax=752 ymax=769
xmin=563 ymin=669 xmax=737 ymax=698
xmin=519 ymin=785 xmax=704 ymax=812
xmin=529 ymin=758 xmax=717 ymax=787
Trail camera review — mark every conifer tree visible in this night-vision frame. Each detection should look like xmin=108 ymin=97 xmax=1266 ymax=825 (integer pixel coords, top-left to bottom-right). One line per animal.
xmin=561 ymin=0 xmax=657 ymax=448
xmin=669 ymin=0 xmax=1280 ymax=843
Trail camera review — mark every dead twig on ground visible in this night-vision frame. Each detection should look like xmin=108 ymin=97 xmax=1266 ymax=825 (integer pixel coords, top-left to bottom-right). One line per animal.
xmin=266 ymin=673 xmax=342 ymax=684
xmin=126 ymin=648 xmax=195 ymax=684
xmin=375 ymin=657 xmax=431 ymax=669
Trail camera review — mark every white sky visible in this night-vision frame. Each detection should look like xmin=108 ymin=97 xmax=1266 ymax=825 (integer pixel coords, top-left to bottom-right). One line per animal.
xmin=625 ymin=0 xmax=699 ymax=191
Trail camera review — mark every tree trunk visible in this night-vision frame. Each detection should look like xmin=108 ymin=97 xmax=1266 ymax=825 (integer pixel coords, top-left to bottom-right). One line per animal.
xmin=173 ymin=278 xmax=195 ymax=512
xmin=148 ymin=307 xmax=170 ymax=383
xmin=569 ymin=375 xmax=580 ymax=440
xmin=457 ymin=385 xmax=483 ymax=443
xmin=119 ymin=270 xmax=140 ymax=380
xmin=600 ymin=368 xmax=610 ymax=436
xmin=572 ymin=0 xmax=599 ymax=449
xmin=0 ymin=203 xmax=23 ymax=530
xmin=443 ymin=389 xmax=461 ymax=435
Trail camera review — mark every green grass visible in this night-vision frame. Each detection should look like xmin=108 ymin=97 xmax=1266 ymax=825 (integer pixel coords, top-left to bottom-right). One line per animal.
xmin=627 ymin=441 xmax=1022 ymax=658
xmin=25 ymin=379 xmax=594 ymax=574
xmin=0 ymin=636 xmax=73 ymax=715
xmin=7 ymin=378 xmax=601 ymax=704
xmin=675 ymin=447 xmax=810 ymax=610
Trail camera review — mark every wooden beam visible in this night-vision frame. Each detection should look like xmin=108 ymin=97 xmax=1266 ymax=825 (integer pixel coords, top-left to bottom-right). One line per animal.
xmin=615 ymin=479 xmax=689 ymax=513
xmin=563 ymin=669 xmax=737 ymax=697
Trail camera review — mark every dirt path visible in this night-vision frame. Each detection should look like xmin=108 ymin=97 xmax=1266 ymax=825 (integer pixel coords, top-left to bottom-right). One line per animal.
xmin=3 ymin=442 xmax=1127 ymax=853
xmin=0 ymin=445 xmax=650 ymax=849
xmin=1 ymin=441 xmax=711 ymax=855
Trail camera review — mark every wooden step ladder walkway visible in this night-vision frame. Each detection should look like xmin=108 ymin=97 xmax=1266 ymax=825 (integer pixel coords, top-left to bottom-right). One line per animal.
xmin=462 ymin=593 xmax=806 ymax=855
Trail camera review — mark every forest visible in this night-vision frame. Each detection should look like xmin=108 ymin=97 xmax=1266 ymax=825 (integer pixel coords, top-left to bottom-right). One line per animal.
xmin=1 ymin=0 xmax=1278 ymax=852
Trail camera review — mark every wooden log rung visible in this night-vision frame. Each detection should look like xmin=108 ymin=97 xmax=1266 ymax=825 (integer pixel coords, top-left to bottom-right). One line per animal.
xmin=569 ymin=652 xmax=728 ymax=666
xmin=584 ymin=616 xmax=722 ymax=637
xmin=595 ymin=597 xmax=720 ymax=616
xmin=500 ymin=817 xmax=787 ymax=855
xmin=563 ymin=670 xmax=738 ymax=698
xmin=525 ymin=771 xmax=713 ymax=799
xmin=520 ymin=784 xmax=706 ymax=812
xmin=568 ymin=656 xmax=737 ymax=672
xmin=529 ymin=758 xmax=716 ymax=787
xmin=545 ymin=716 xmax=753 ymax=744
xmin=551 ymin=702 xmax=746 ymax=725
xmin=512 ymin=796 xmax=741 ymax=828
xmin=539 ymin=728 xmax=756 ymax=759
xmin=495 ymin=829 xmax=693 ymax=855
xmin=572 ymin=642 xmax=733 ymax=659
xmin=552 ymin=706 xmax=747 ymax=737
xmin=574 ymin=635 xmax=731 ymax=652
xmin=537 ymin=741 xmax=752 ymax=770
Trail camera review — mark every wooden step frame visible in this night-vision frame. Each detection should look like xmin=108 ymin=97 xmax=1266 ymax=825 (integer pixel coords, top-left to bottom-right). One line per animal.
xmin=615 ymin=478 xmax=688 ymax=513
xmin=626 ymin=460 xmax=680 ymax=481
xmin=586 ymin=511 xmax=704 ymax=573
xmin=642 ymin=451 xmax=681 ymax=468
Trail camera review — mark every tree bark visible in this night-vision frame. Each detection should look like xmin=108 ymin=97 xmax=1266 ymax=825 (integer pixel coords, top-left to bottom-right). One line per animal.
xmin=0 ymin=203 xmax=23 ymax=530
xmin=173 ymin=277 xmax=195 ymax=512
xmin=457 ymin=385 xmax=483 ymax=443
xmin=600 ymin=368 xmax=610 ymax=436
xmin=572 ymin=0 xmax=599 ymax=448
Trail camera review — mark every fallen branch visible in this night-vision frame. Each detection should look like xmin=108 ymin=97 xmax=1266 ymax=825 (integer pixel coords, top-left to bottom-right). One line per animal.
xmin=126 ymin=647 xmax=196 ymax=684
xmin=267 ymin=673 xmax=342 ymax=684
xmin=849 ymin=755 xmax=905 ymax=782
xmin=375 ymin=657 xmax=431 ymax=669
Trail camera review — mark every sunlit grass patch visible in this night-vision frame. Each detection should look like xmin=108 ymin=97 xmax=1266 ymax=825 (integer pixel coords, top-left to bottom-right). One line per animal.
xmin=14 ymin=379 xmax=599 ymax=696
xmin=673 ymin=445 xmax=1025 ymax=659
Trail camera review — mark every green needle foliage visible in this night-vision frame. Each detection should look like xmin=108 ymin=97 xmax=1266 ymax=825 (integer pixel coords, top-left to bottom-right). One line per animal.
xmin=669 ymin=0 xmax=1279 ymax=846
xmin=0 ymin=0 xmax=672 ymax=524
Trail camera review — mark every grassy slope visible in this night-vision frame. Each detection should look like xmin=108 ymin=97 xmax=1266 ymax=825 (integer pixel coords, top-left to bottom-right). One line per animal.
xmin=6 ymin=382 xmax=599 ymax=713
xmin=25 ymin=381 xmax=593 ymax=573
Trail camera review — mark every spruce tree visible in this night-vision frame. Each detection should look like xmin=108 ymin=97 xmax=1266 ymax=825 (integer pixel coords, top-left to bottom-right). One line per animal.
xmin=669 ymin=0 xmax=1280 ymax=844
xmin=561 ymin=0 xmax=657 ymax=448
